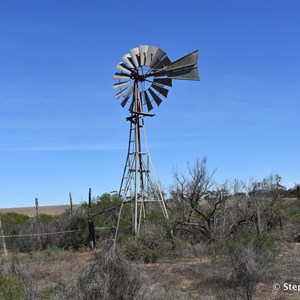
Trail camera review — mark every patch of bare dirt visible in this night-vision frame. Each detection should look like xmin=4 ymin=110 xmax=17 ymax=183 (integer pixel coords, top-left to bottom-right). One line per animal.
xmin=143 ymin=244 xmax=300 ymax=299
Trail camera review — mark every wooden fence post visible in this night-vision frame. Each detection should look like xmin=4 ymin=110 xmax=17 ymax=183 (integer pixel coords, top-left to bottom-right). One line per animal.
xmin=35 ymin=197 xmax=39 ymax=221
xmin=0 ymin=217 xmax=8 ymax=256
xmin=69 ymin=192 xmax=73 ymax=215
xmin=88 ymin=188 xmax=96 ymax=250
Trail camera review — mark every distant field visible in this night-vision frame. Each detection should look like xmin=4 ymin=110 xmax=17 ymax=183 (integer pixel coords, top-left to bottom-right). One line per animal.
xmin=0 ymin=204 xmax=81 ymax=217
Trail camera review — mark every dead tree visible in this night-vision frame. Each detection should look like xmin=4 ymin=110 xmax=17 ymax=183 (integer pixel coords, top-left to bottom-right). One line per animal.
xmin=170 ymin=157 xmax=228 ymax=242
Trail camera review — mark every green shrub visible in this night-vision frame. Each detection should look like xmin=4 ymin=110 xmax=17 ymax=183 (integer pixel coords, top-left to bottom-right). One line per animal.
xmin=124 ymin=224 xmax=173 ymax=263
xmin=0 ymin=274 xmax=25 ymax=300
xmin=148 ymin=207 xmax=166 ymax=224
xmin=42 ymin=245 xmax=58 ymax=257
xmin=286 ymin=199 xmax=300 ymax=223
xmin=212 ymin=234 xmax=278 ymax=259
xmin=38 ymin=214 xmax=54 ymax=223
xmin=1 ymin=212 xmax=29 ymax=225
xmin=289 ymin=210 xmax=300 ymax=223
xmin=39 ymin=284 xmax=60 ymax=300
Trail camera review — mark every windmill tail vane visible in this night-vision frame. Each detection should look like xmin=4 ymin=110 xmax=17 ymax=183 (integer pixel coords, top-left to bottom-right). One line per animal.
xmin=112 ymin=45 xmax=199 ymax=239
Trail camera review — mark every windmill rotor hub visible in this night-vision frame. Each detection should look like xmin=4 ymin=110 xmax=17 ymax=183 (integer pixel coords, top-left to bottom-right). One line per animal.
xmin=137 ymin=74 xmax=146 ymax=82
xmin=130 ymin=71 xmax=145 ymax=82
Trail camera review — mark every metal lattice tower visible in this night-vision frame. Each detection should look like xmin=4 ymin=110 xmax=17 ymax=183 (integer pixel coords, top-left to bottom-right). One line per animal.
xmin=113 ymin=45 xmax=199 ymax=237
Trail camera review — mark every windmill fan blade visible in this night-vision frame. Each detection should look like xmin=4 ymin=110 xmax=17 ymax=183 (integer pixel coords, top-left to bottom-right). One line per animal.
xmin=166 ymin=66 xmax=200 ymax=80
xmin=149 ymin=88 xmax=163 ymax=106
xmin=149 ymin=48 xmax=167 ymax=69
xmin=139 ymin=45 xmax=149 ymax=66
xmin=121 ymin=98 xmax=129 ymax=108
xmin=113 ymin=72 xmax=131 ymax=80
xmin=117 ymin=63 xmax=132 ymax=74
xmin=129 ymin=98 xmax=135 ymax=112
xmin=144 ymin=91 xmax=153 ymax=111
xmin=122 ymin=53 xmax=136 ymax=68
xmin=113 ymin=81 xmax=130 ymax=90
xmin=145 ymin=45 xmax=158 ymax=67
xmin=120 ymin=90 xmax=133 ymax=107
xmin=116 ymin=86 xmax=132 ymax=99
xmin=151 ymin=83 xmax=169 ymax=98
xmin=165 ymin=50 xmax=198 ymax=72
xmin=151 ymin=55 xmax=171 ymax=71
xmin=130 ymin=47 xmax=141 ymax=67
xmin=153 ymin=78 xmax=172 ymax=87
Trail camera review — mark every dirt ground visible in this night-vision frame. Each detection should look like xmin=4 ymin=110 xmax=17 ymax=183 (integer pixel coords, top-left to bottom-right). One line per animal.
xmin=16 ymin=242 xmax=300 ymax=300
xmin=144 ymin=243 xmax=300 ymax=299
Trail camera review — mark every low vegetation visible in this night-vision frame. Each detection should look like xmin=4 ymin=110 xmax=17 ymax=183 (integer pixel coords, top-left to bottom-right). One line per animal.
xmin=0 ymin=157 xmax=299 ymax=299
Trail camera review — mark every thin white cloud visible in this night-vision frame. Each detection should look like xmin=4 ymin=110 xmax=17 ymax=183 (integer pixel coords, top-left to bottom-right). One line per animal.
xmin=0 ymin=143 xmax=127 ymax=151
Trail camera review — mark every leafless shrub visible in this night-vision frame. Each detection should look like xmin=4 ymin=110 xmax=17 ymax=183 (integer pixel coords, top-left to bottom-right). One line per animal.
xmin=189 ymin=241 xmax=210 ymax=257
xmin=72 ymin=242 xmax=144 ymax=300
xmin=226 ymin=237 xmax=278 ymax=300
xmin=167 ymin=240 xmax=210 ymax=259
xmin=230 ymin=244 xmax=261 ymax=299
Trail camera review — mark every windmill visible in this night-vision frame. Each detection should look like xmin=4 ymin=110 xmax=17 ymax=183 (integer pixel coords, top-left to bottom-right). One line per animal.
xmin=113 ymin=45 xmax=199 ymax=236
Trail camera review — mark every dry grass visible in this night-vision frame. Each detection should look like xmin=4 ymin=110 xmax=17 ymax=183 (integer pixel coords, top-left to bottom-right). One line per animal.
xmin=1 ymin=243 xmax=300 ymax=299
xmin=142 ymin=243 xmax=300 ymax=300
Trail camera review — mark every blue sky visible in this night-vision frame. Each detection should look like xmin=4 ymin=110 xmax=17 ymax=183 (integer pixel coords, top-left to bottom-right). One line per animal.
xmin=0 ymin=0 xmax=299 ymax=208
